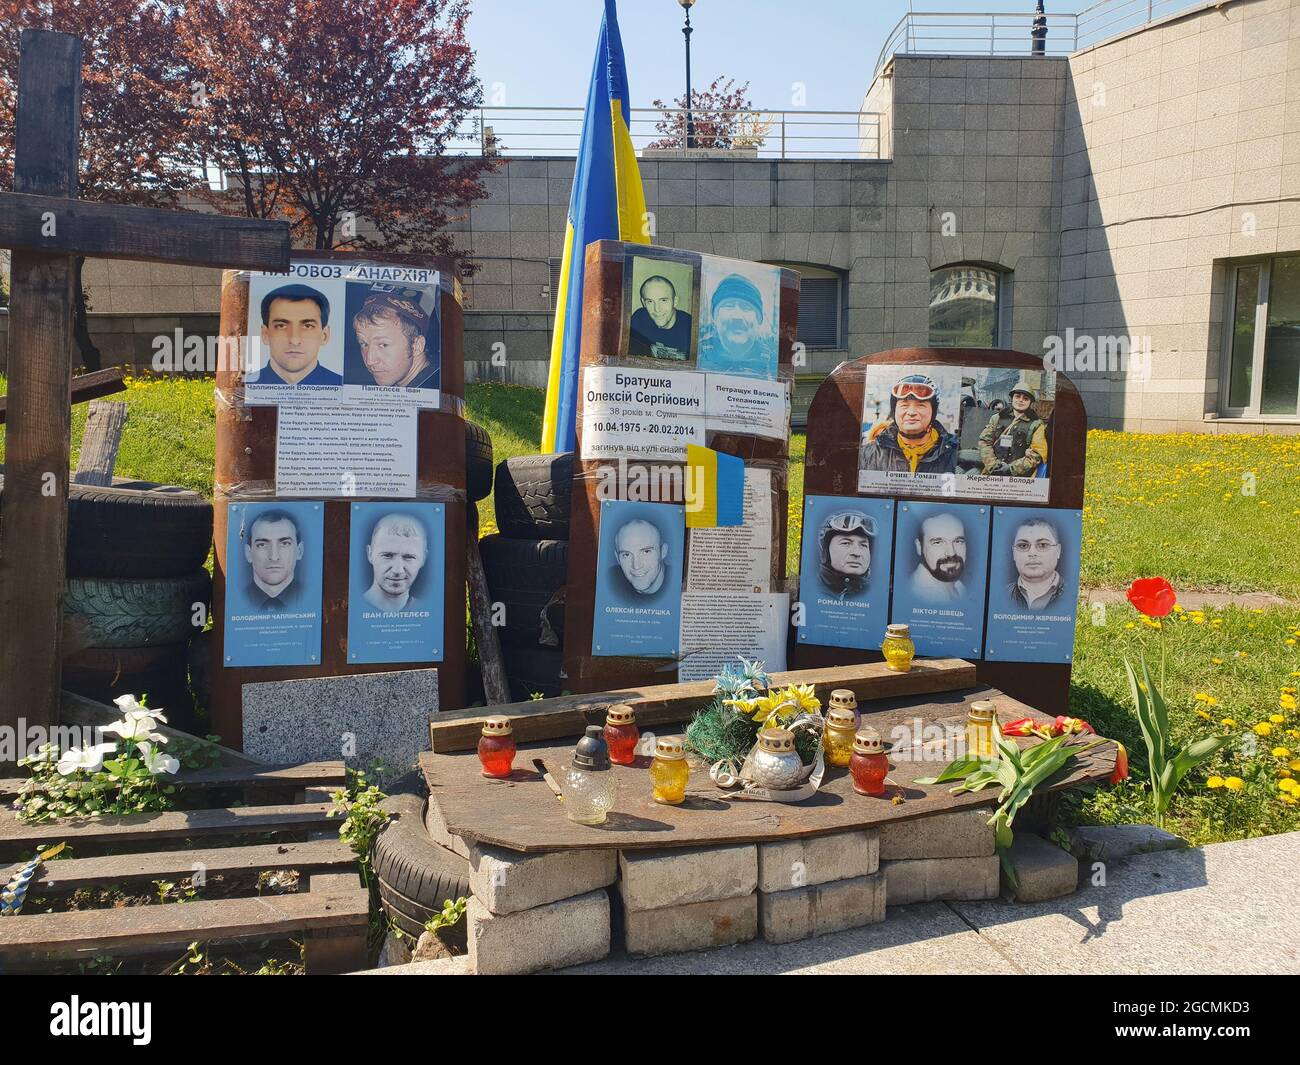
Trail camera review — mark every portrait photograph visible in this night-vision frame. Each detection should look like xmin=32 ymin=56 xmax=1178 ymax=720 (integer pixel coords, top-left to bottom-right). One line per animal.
xmin=245 ymin=269 xmax=346 ymax=400
xmin=985 ymin=506 xmax=1083 ymax=664
xmin=858 ymin=364 xmax=964 ymax=490
xmin=223 ymin=501 xmax=325 ymax=667
xmin=624 ymin=251 xmax=699 ymax=364
xmin=796 ymin=494 xmax=894 ymax=652
xmin=592 ymin=499 xmax=685 ymax=658
xmin=956 ymin=366 xmax=1056 ymax=483
xmin=697 ymin=256 xmax=781 ymax=380
xmin=347 ymin=502 xmax=446 ymax=665
xmin=889 ymin=501 xmax=990 ymax=658
xmin=342 ymin=277 xmax=442 ymax=397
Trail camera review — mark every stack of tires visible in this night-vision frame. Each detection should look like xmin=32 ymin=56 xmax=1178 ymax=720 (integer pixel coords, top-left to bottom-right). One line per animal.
xmin=0 ymin=471 xmax=213 ymax=731
xmin=480 ymin=452 xmax=574 ymax=701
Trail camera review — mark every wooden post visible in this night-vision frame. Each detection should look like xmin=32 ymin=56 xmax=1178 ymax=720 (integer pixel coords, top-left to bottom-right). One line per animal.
xmin=467 ymin=535 xmax=510 ymax=706
xmin=72 ymin=400 xmax=128 ymax=486
xmin=0 ymin=32 xmax=82 ymax=730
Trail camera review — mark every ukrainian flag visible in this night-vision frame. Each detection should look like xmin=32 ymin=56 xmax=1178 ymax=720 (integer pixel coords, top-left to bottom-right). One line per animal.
xmin=540 ymin=0 xmax=648 ymax=454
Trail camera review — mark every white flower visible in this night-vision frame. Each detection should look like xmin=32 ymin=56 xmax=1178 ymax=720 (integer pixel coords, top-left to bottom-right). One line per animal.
xmin=137 ymin=742 xmax=179 ymax=777
xmin=103 ymin=717 xmax=167 ymax=744
xmin=56 ymin=743 xmax=118 ymax=777
xmin=114 ymin=694 xmax=167 ymax=724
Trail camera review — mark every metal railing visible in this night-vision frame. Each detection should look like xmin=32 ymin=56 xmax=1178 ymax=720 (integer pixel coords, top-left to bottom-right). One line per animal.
xmin=873 ymin=0 xmax=1204 ymax=78
xmin=449 ymin=107 xmax=884 ymax=160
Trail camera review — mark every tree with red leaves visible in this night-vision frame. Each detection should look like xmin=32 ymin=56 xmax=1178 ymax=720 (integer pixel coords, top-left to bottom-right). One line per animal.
xmin=0 ymin=0 xmax=192 ymax=368
xmin=176 ymin=0 xmax=492 ymax=264
xmin=649 ymin=76 xmax=769 ymax=151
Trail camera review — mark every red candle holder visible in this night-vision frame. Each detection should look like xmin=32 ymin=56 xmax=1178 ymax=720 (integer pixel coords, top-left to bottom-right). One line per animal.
xmin=478 ymin=716 xmax=516 ymax=778
xmin=603 ymin=704 xmax=640 ymax=766
xmin=850 ymin=729 xmax=889 ymax=796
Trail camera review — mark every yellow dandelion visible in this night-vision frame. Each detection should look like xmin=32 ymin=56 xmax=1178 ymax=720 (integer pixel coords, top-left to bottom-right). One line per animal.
xmin=1195 ymin=709 xmax=1212 ymax=721
xmin=1279 ymin=794 xmax=1298 ymax=805
xmin=1271 ymin=715 xmax=1286 ymax=724
xmin=1254 ymin=722 xmax=1273 ymax=736
xmin=1223 ymin=777 xmax=1245 ymax=791
xmin=1206 ymin=775 xmax=1225 ymax=789
xmin=1220 ymin=718 xmax=1238 ymax=728
xmin=1279 ymin=779 xmax=1299 ymax=794
xmin=1272 ymin=747 xmax=1292 ymax=759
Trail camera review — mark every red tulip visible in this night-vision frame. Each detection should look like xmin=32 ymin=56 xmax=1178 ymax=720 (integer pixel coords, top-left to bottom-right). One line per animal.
xmin=1053 ymin=715 xmax=1095 ymax=736
xmin=1109 ymin=741 xmax=1129 ymax=785
xmin=1126 ymin=577 xmax=1177 ymax=618
xmin=1000 ymin=718 xmax=1039 ymax=737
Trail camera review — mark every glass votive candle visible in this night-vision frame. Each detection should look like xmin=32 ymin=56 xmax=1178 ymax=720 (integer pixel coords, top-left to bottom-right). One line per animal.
xmin=849 ymin=728 xmax=889 ymax=796
xmin=823 ymin=705 xmax=858 ymax=767
xmin=882 ymin=623 xmax=916 ymax=672
xmin=649 ymin=736 xmax=690 ymax=805
xmin=827 ymin=688 xmax=859 ymax=724
xmin=477 ymin=716 xmax=516 ymax=778
xmin=604 ymin=704 xmax=640 ymax=766
xmin=966 ymin=699 xmax=996 ymax=759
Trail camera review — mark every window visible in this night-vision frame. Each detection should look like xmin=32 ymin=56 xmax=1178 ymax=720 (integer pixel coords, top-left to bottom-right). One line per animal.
xmin=765 ymin=262 xmax=843 ymax=349
xmin=1223 ymin=256 xmax=1300 ymax=418
xmin=929 ymin=265 xmax=1003 ymax=347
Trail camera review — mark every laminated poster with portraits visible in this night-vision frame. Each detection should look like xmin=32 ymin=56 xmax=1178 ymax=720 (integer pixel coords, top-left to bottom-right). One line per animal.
xmin=984 ymin=506 xmax=1083 ymax=664
xmin=582 ymin=249 xmax=788 ymax=463
xmin=223 ymin=502 xmax=325 ymax=667
xmin=857 ymin=364 xmax=1056 ymax=504
xmin=346 ymin=502 xmax=446 ymax=665
xmin=245 ymin=260 xmax=443 ymax=498
xmin=890 ymin=501 xmax=990 ymax=658
xmin=796 ymin=495 xmax=895 ymax=652
xmin=592 ymin=499 xmax=686 ymax=658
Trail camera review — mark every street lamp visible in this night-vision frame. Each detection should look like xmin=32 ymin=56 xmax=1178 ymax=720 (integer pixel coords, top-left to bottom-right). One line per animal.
xmin=679 ymin=0 xmax=695 ymax=150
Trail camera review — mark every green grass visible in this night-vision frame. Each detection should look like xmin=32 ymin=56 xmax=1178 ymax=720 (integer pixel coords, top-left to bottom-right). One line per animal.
xmin=5 ymin=375 xmax=1299 ymax=841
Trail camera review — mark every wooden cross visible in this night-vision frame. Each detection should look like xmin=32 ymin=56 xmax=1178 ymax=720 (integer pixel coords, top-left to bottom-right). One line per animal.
xmin=0 ymin=30 xmax=290 ymax=732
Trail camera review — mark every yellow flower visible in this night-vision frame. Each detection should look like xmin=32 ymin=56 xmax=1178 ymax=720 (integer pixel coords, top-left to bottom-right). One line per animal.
xmin=1254 ymin=722 xmax=1273 ymax=737
xmin=1279 ymin=768 xmax=1294 ymax=779
xmin=1272 ymin=747 xmax=1292 ymax=759
xmin=1281 ymin=694 xmax=1298 ymax=712
xmin=1194 ymin=692 xmax=1211 ymax=702
xmin=1211 ymin=657 xmax=1224 ymax=664
xmin=1206 ymin=775 xmax=1225 ymax=789
xmin=1220 ymin=718 xmax=1238 ymax=728
xmin=1195 ymin=709 xmax=1212 ymax=721
xmin=1270 ymin=715 xmax=1286 ymax=724
xmin=1291 ymin=759 xmax=1300 ymax=772
xmin=1223 ymin=777 xmax=1245 ymax=791
xmin=1279 ymin=794 xmax=1298 ymax=805
xmin=1125 ymin=622 xmax=1136 ymax=630
xmin=1278 ymin=778 xmax=1298 ymax=794
xmin=781 ymin=683 xmax=820 ymax=716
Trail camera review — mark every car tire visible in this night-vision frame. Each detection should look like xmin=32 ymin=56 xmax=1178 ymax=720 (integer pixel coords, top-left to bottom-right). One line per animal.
xmin=371 ymin=794 xmax=472 ymax=942
xmin=62 ymin=570 xmax=211 ymax=649
xmin=502 ymin=645 xmax=565 ymax=702
xmin=62 ymin=642 xmax=198 ymax=732
xmin=464 ymin=420 xmax=494 ymax=504
xmin=0 ymin=474 xmax=214 ymax=579
xmin=478 ymin=535 xmax=567 ymax=648
xmin=493 ymin=453 xmax=574 ymax=540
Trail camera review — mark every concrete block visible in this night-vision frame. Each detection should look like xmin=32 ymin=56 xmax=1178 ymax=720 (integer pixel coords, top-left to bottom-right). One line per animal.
xmin=467 ymin=890 xmax=609 ymax=975
xmin=757 ymin=830 xmax=879 ymax=892
xmin=879 ymin=809 xmax=996 ymax=860
xmin=883 ymin=855 xmax=1001 ymax=905
xmin=623 ymin=893 xmax=758 ymax=957
xmin=760 ymin=873 xmax=886 ymax=944
xmin=1004 ymin=834 xmax=1079 ymax=902
xmin=423 ymin=799 xmax=470 ymax=860
xmin=618 ymin=844 xmax=757 ymax=912
xmin=468 ymin=844 xmax=617 ymax=915
xmin=1066 ymin=824 xmax=1187 ymax=863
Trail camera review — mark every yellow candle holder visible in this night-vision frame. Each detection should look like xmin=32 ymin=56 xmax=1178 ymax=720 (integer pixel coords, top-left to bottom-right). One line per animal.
xmin=966 ymin=699 xmax=996 ymax=758
xmin=882 ymin=623 xmax=916 ymax=672
xmin=823 ymin=705 xmax=858 ymax=767
xmin=650 ymin=736 xmax=690 ymax=805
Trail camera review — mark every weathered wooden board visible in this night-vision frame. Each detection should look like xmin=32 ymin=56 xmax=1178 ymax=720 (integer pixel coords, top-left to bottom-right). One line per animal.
xmin=0 ymin=890 xmax=369 ymax=956
xmin=0 ymin=761 xmax=345 ymax=800
xmin=0 ymin=367 xmax=125 ymax=426
xmin=4 ymin=839 xmax=355 ymax=893
xmin=428 ymin=658 xmax=978 ymax=752
xmin=0 ymin=802 xmax=336 ymax=849
xmin=421 ymin=686 xmax=1118 ymax=853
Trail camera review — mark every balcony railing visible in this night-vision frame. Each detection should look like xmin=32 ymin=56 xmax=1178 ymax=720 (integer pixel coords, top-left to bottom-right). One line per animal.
xmin=448 ymin=107 xmax=884 ymax=160
xmin=873 ymin=0 xmax=1202 ymax=78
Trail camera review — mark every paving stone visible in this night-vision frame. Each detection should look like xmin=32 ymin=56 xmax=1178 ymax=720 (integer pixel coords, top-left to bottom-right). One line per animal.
xmin=423 ymin=798 xmax=470 ymax=859
xmin=1004 ymin=833 xmax=1079 ymax=902
xmin=883 ymin=855 xmax=1001 ymax=905
xmin=618 ymin=844 xmax=757 ymax=912
xmin=624 ymin=893 xmax=758 ymax=957
xmin=468 ymin=844 xmax=617 ymax=915
xmin=467 ymin=890 xmax=609 ymax=975
xmin=760 ymin=872 xmax=886 ymax=944
xmin=878 ymin=808 xmax=996 ymax=860
xmin=1066 ymin=824 xmax=1186 ymax=863
xmin=757 ymin=830 xmax=879 ymax=892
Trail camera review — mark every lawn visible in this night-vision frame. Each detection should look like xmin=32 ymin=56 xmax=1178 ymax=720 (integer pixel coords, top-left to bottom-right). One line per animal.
xmin=3 ymin=375 xmax=1298 ymax=840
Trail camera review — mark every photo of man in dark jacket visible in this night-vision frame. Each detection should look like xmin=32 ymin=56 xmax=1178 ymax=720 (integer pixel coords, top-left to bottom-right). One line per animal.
xmin=860 ymin=372 xmax=959 ymax=475
xmin=816 ymin=510 xmax=877 ymax=601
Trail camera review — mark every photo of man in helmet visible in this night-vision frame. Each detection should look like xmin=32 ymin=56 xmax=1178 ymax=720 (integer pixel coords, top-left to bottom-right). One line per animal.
xmin=860 ymin=372 xmax=960 ymax=476
xmin=817 ymin=510 xmax=876 ymax=600
xmin=978 ymin=374 xmax=1049 ymax=478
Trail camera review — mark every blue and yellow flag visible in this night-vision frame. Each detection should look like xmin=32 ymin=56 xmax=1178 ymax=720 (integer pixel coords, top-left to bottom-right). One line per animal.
xmin=540 ymin=0 xmax=648 ymax=454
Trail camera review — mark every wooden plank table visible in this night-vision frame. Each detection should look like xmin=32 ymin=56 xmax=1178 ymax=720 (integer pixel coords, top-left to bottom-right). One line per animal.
xmin=420 ymin=685 xmax=1118 ymax=853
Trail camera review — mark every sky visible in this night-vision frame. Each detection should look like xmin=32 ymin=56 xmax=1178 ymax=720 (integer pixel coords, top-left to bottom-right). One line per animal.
xmin=466 ymin=0 xmax=1070 ymax=115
